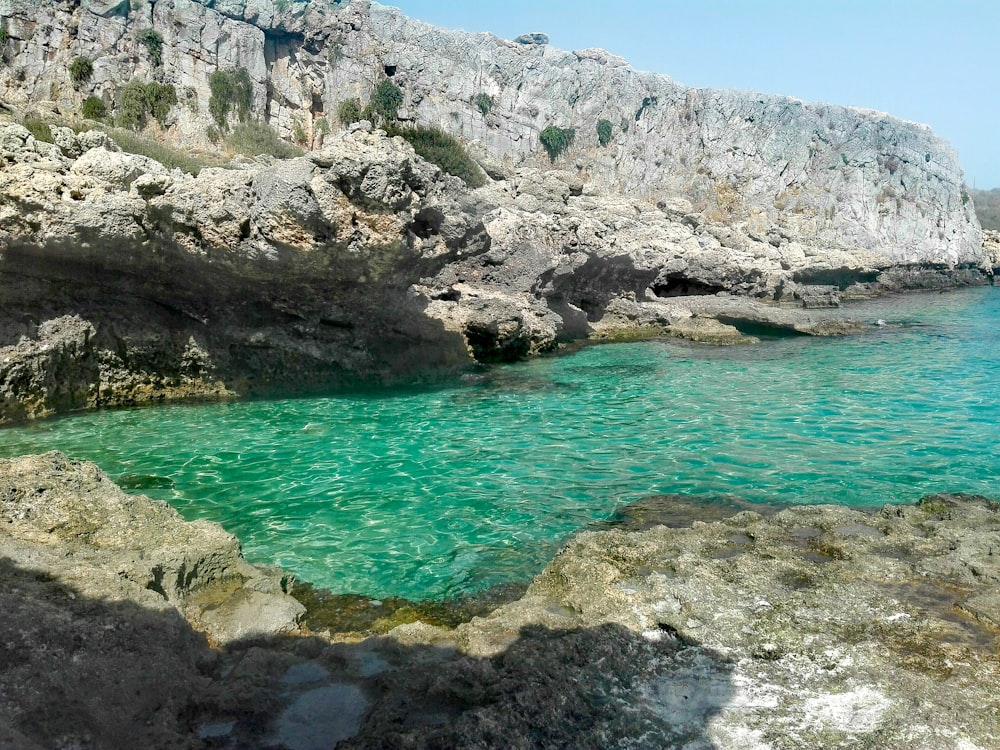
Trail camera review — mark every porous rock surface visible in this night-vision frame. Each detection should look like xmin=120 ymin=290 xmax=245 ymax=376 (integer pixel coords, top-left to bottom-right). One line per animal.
xmin=335 ymin=493 xmax=1000 ymax=749
xmin=0 ymin=452 xmax=304 ymax=643
xmin=0 ymin=0 xmax=983 ymax=267
xmin=0 ymin=0 xmax=994 ymax=421
xmin=3 ymin=459 xmax=997 ymax=749
xmin=0 ymin=121 xmax=484 ymax=422
xmin=0 ymin=116 xmax=984 ymax=422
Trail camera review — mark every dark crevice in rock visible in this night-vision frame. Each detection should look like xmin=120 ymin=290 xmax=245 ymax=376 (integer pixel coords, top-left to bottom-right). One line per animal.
xmin=464 ymin=321 xmax=531 ymax=363
xmin=651 ymin=275 xmax=728 ymax=297
xmin=713 ymin=316 xmax=809 ymax=338
xmin=792 ymin=267 xmax=883 ymax=289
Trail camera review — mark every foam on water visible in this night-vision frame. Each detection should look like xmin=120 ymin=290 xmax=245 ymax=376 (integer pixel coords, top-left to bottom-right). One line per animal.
xmin=3 ymin=288 xmax=998 ymax=599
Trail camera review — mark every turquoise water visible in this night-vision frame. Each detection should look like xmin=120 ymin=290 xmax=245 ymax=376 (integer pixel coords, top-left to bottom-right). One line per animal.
xmin=2 ymin=288 xmax=998 ymax=599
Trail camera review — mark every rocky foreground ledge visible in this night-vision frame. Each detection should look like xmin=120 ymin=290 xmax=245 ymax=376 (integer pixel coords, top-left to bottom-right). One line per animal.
xmin=2 ymin=453 xmax=997 ymax=749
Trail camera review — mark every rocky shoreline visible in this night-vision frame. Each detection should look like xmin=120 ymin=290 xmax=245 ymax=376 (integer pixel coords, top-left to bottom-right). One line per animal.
xmin=1 ymin=453 xmax=997 ymax=749
xmin=1 ymin=119 xmax=993 ymax=425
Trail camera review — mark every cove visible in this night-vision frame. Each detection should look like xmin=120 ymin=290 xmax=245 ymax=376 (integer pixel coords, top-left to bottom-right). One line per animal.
xmin=2 ymin=287 xmax=998 ymax=601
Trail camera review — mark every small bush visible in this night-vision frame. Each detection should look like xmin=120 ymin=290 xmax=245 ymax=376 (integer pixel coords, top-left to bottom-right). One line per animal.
xmin=596 ymin=119 xmax=613 ymax=147
xmin=81 ymin=95 xmax=108 ymax=120
xmin=370 ymin=79 xmax=403 ymax=122
xmin=292 ymin=119 xmax=307 ymax=145
xmin=69 ymin=56 xmax=93 ymax=87
xmin=337 ymin=98 xmax=362 ymax=125
xmin=115 ymin=80 xmax=176 ymax=130
xmin=539 ymin=125 xmax=575 ymax=161
xmin=137 ymin=28 xmax=164 ymax=67
xmin=314 ymin=117 xmax=330 ymax=135
xmin=209 ymin=68 xmax=253 ymax=131
xmin=22 ymin=116 xmax=53 ymax=143
xmin=634 ymin=95 xmax=658 ymax=122
xmin=106 ymin=127 xmax=212 ymax=175
xmin=327 ymin=37 xmax=344 ymax=64
xmin=385 ymin=123 xmax=485 ymax=188
xmin=227 ymin=122 xmax=303 ymax=159
xmin=474 ymin=92 xmax=494 ymax=117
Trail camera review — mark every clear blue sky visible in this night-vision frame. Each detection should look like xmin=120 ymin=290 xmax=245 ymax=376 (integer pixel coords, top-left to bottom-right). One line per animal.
xmin=387 ymin=0 xmax=999 ymax=188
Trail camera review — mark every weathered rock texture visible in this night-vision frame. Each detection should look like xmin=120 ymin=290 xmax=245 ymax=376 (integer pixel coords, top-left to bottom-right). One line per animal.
xmin=0 ymin=120 xmax=485 ymax=421
xmin=3 ymin=460 xmax=996 ymax=749
xmin=984 ymin=229 xmax=1000 ymax=275
xmin=0 ymin=0 xmax=993 ymax=421
xmin=0 ymin=452 xmax=304 ymax=644
xmin=0 ymin=0 xmax=985 ymax=265
xmin=0 ymin=114 xmax=987 ymax=422
xmin=340 ymin=493 xmax=1000 ymax=748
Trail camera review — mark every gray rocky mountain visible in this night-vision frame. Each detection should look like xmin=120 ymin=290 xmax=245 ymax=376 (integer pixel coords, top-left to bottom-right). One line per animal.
xmin=0 ymin=0 xmax=984 ymax=264
xmin=0 ymin=0 xmax=993 ymax=423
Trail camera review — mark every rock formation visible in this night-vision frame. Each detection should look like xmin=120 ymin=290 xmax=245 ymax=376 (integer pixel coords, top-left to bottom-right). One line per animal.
xmin=0 ymin=452 xmax=305 ymax=644
xmin=0 ymin=0 xmax=993 ymax=422
xmin=0 ymin=116 xmax=935 ymax=423
xmin=0 ymin=0 xmax=984 ymax=265
xmin=2 ymin=456 xmax=997 ymax=749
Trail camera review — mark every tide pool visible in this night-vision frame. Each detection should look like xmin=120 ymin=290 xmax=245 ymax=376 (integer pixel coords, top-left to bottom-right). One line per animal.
xmin=2 ymin=287 xmax=998 ymax=599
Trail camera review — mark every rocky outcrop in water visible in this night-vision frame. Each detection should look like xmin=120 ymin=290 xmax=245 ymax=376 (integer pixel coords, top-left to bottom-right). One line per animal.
xmin=0 ymin=113 xmax=989 ymax=422
xmin=0 ymin=452 xmax=304 ymax=644
xmin=984 ymin=229 xmax=1000 ymax=276
xmin=0 ymin=120 xmax=485 ymax=421
xmin=2 ymin=458 xmax=997 ymax=749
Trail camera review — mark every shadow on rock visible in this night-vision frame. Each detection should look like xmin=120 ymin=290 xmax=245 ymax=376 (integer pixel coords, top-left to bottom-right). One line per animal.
xmin=0 ymin=554 xmax=738 ymax=750
xmin=339 ymin=622 xmax=736 ymax=750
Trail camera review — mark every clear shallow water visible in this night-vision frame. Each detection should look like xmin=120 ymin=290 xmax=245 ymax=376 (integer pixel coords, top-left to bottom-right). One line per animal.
xmin=2 ymin=287 xmax=998 ymax=600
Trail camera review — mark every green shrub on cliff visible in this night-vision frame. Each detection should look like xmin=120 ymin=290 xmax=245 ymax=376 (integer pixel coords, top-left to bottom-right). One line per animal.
xmin=474 ymin=92 xmax=494 ymax=117
xmin=369 ymin=79 xmax=403 ymax=122
xmin=539 ymin=125 xmax=575 ymax=161
xmin=209 ymin=68 xmax=253 ymax=131
xmin=227 ymin=122 xmax=303 ymax=159
xmin=137 ymin=28 xmax=164 ymax=67
xmin=337 ymin=98 xmax=363 ymax=125
xmin=81 ymin=95 xmax=108 ymax=121
xmin=596 ymin=119 xmax=613 ymax=146
xmin=115 ymin=80 xmax=176 ymax=130
xmin=69 ymin=56 xmax=93 ymax=87
xmin=384 ymin=123 xmax=485 ymax=188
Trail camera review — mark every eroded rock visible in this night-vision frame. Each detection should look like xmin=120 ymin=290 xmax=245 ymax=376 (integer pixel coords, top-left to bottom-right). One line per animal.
xmin=0 ymin=452 xmax=304 ymax=642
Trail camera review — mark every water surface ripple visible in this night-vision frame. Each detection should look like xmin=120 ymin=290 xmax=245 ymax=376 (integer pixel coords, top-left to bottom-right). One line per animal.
xmin=3 ymin=288 xmax=998 ymax=599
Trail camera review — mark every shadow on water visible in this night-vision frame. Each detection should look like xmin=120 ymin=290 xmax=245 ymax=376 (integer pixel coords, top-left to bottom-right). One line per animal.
xmin=0 ymin=556 xmax=738 ymax=750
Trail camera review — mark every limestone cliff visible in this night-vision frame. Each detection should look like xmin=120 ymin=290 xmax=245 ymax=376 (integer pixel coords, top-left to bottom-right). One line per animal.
xmin=0 ymin=0 xmax=993 ymax=423
xmin=0 ymin=0 xmax=984 ymax=267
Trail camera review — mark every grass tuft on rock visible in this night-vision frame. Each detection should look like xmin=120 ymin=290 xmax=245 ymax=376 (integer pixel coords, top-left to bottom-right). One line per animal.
xmin=226 ymin=122 xmax=304 ymax=159
xmin=385 ymin=123 xmax=486 ymax=188
xmin=540 ymin=125 xmax=575 ymax=161
xmin=22 ymin=115 xmax=53 ymax=143
xmin=106 ymin=128 xmax=214 ymax=175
